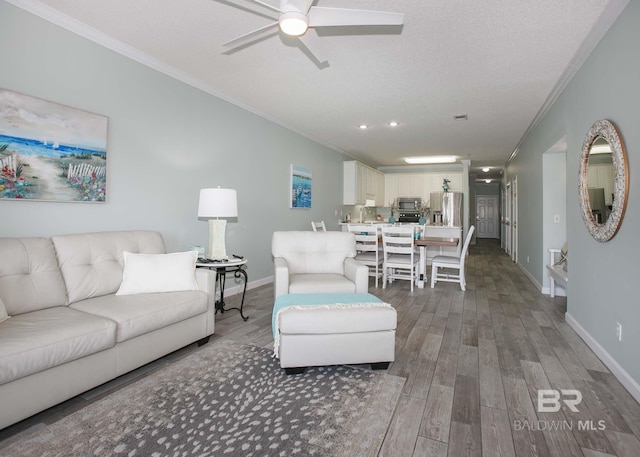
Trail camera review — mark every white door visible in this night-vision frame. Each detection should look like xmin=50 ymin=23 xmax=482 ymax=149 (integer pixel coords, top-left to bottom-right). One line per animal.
xmin=504 ymin=182 xmax=512 ymax=255
xmin=476 ymin=195 xmax=499 ymax=238
xmin=511 ymin=176 xmax=518 ymax=263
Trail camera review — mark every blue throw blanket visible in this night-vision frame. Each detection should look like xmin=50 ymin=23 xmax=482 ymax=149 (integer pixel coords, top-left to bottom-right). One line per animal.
xmin=272 ymin=293 xmax=388 ymax=357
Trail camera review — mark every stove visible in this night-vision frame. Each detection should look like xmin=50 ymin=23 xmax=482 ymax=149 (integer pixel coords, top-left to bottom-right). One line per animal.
xmin=398 ymin=212 xmax=420 ymax=223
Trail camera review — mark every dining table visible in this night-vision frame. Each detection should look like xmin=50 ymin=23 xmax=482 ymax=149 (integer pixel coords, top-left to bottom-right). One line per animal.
xmin=414 ymin=236 xmax=459 ymax=288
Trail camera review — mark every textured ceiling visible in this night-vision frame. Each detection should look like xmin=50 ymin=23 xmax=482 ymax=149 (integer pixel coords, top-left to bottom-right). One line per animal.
xmin=11 ymin=0 xmax=624 ymax=180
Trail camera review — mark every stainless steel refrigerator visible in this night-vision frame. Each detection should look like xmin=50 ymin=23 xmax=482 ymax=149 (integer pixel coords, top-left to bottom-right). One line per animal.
xmin=430 ymin=191 xmax=463 ymax=227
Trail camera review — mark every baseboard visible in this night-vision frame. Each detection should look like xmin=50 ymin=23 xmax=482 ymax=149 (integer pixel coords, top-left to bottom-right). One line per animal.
xmin=224 ymin=275 xmax=273 ymax=297
xmin=517 ymin=262 xmax=542 ymax=291
xmin=565 ymin=312 xmax=640 ymax=404
xmin=541 ymin=285 xmax=567 ymax=297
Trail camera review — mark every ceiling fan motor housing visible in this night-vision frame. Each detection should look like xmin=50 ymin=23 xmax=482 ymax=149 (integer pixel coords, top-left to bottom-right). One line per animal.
xmin=279 ymin=10 xmax=309 ymax=36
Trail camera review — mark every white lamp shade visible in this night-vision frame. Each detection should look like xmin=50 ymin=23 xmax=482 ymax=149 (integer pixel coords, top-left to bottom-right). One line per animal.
xmin=198 ymin=188 xmax=238 ymax=218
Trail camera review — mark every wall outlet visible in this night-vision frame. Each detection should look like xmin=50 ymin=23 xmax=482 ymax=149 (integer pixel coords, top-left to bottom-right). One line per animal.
xmin=527 ymin=256 xmax=530 ymax=263
xmin=335 ymin=209 xmax=339 ymax=216
xmin=616 ymin=322 xmax=622 ymax=341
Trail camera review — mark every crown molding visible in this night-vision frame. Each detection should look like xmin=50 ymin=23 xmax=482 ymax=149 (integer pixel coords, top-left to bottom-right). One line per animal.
xmin=5 ymin=0 xmax=349 ymax=157
xmin=506 ymin=0 xmax=630 ymax=166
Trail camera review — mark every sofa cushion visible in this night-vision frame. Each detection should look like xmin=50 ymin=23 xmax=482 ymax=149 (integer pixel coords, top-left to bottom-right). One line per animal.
xmin=52 ymin=231 xmax=166 ymax=304
xmin=0 ymin=237 xmax=69 ymax=315
xmin=0 ymin=307 xmax=117 ymax=385
xmin=70 ymin=290 xmax=208 ymax=343
xmin=116 ymin=251 xmax=198 ymax=296
xmin=289 ymin=274 xmax=357 ymax=295
xmin=0 ymin=297 xmax=9 ymax=323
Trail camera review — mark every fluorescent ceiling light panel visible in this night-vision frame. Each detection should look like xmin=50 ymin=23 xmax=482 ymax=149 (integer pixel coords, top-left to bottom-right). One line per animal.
xmin=404 ymin=156 xmax=456 ymax=164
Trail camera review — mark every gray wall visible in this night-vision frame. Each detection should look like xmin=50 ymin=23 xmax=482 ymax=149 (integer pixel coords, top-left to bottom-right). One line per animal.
xmin=475 ymin=182 xmax=500 ymax=196
xmin=0 ymin=1 xmax=346 ymax=283
xmin=505 ymin=2 xmax=640 ymax=386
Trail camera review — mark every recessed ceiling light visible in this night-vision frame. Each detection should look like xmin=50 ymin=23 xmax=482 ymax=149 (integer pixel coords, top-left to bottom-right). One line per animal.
xmin=388 ymin=121 xmax=399 ymax=127
xmin=453 ymin=114 xmax=468 ymax=121
xmin=358 ymin=124 xmax=369 ymax=130
xmin=482 ymin=167 xmax=490 ymax=172
xmin=405 ymin=156 xmax=456 ymax=164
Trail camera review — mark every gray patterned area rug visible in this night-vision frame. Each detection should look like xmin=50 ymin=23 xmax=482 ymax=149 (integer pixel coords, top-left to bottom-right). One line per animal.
xmin=3 ymin=340 xmax=405 ymax=457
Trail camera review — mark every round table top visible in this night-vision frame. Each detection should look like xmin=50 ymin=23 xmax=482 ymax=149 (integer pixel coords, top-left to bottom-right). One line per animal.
xmin=196 ymin=257 xmax=247 ymax=268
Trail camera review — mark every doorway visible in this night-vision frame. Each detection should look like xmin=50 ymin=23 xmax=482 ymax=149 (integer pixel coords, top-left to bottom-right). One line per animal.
xmin=504 ymin=182 xmax=512 ymax=256
xmin=476 ymin=195 xmax=499 ymax=238
xmin=512 ymin=176 xmax=518 ymax=263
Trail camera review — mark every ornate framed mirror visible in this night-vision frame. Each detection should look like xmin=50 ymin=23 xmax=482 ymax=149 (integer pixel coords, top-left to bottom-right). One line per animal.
xmin=579 ymin=119 xmax=629 ymax=242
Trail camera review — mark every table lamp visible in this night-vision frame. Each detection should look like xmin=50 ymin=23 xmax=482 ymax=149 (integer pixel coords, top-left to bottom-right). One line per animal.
xmin=198 ymin=187 xmax=238 ymax=260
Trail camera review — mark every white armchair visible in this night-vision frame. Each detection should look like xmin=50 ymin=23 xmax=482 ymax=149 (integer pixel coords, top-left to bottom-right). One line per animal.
xmin=272 ymin=231 xmax=369 ymax=299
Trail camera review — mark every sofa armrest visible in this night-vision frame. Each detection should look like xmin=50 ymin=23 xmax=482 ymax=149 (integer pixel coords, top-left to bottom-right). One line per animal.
xmin=273 ymin=257 xmax=290 ymax=299
xmin=344 ymin=258 xmax=369 ymax=293
xmin=194 ymin=268 xmax=216 ymax=335
xmin=195 ymin=268 xmax=216 ymax=296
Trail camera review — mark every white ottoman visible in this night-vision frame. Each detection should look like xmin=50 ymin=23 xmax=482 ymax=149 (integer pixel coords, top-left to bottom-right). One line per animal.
xmin=272 ymin=293 xmax=397 ymax=374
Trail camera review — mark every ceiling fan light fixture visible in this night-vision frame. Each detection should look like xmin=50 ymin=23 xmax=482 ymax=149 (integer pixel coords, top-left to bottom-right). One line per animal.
xmin=404 ymin=156 xmax=456 ymax=164
xmin=279 ymin=12 xmax=309 ymax=36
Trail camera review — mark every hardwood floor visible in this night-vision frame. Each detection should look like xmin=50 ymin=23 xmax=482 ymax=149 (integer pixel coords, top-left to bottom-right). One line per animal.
xmin=2 ymin=239 xmax=640 ymax=456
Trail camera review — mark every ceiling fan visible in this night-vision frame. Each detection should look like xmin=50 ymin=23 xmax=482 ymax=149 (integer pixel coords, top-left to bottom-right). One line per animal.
xmin=223 ymin=0 xmax=405 ymax=64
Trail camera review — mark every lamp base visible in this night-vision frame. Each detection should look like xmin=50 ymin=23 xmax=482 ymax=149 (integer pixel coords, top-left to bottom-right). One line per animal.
xmin=206 ymin=219 xmax=228 ymax=260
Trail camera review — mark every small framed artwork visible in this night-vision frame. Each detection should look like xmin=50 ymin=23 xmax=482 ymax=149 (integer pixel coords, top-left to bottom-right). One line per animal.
xmin=0 ymin=88 xmax=108 ymax=202
xmin=290 ymin=164 xmax=312 ymax=209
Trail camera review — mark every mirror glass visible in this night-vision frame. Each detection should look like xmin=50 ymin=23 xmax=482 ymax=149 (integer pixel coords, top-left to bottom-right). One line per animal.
xmin=586 ymin=137 xmax=614 ymax=225
xmin=579 ymin=120 xmax=629 ymax=242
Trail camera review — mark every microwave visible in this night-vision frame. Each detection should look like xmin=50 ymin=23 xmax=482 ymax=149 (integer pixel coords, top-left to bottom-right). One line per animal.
xmin=397 ymin=197 xmax=422 ymax=212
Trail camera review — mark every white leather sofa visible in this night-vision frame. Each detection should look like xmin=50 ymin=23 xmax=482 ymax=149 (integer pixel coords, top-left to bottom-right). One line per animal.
xmin=0 ymin=230 xmax=216 ymax=430
xmin=271 ymin=231 xmax=369 ymax=299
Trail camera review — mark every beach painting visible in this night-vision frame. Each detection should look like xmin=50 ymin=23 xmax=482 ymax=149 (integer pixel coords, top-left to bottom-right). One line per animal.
xmin=290 ymin=164 xmax=312 ymax=209
xmin=0 ymin=88 xmax=108 ymax=202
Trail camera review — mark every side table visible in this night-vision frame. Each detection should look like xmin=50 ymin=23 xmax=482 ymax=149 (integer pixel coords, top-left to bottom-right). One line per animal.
xmin=196 ymin=258 xmax=249 ymax=321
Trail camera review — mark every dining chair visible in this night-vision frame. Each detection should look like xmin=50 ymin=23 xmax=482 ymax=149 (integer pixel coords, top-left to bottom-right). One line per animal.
xmin=311 ymin=221 xmax=327 ymax=231
xmin=430 ymin=225 xmax=475 ymax=291
xmin=348 ymin=224 xmax=383 ymax=287
xmin=381 ymin=226 xmax=419 ymax=292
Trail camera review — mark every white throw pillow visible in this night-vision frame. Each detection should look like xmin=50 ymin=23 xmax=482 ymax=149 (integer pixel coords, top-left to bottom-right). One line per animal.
xmin=0 ymin=297 xmax=9 ymax=323
xmin=116 ymin=251 xmax=199 ymax=296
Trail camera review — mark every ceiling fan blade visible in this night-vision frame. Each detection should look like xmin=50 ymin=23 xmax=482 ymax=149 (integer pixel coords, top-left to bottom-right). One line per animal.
xmin=298 ymin=28 xmax=328 ymax=64
xmin=308 ymin=7 xmax=404 ymax=27
xmin=242 ymin=0 xmax=282 ymax=14
xmin=222 ymin=21 xmax=279 ymax=47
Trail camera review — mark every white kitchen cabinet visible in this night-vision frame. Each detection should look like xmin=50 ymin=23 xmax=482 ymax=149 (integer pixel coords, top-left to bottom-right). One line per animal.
xmin=384 ymin=171 xmax=463 ymax=206
xmin=431 ymin=173 xmax=462 ymax=192
xmin=384 ymin=174 xmax=399 ymax=207
xmin=343 ymin=161 xmax=385 ymax=205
